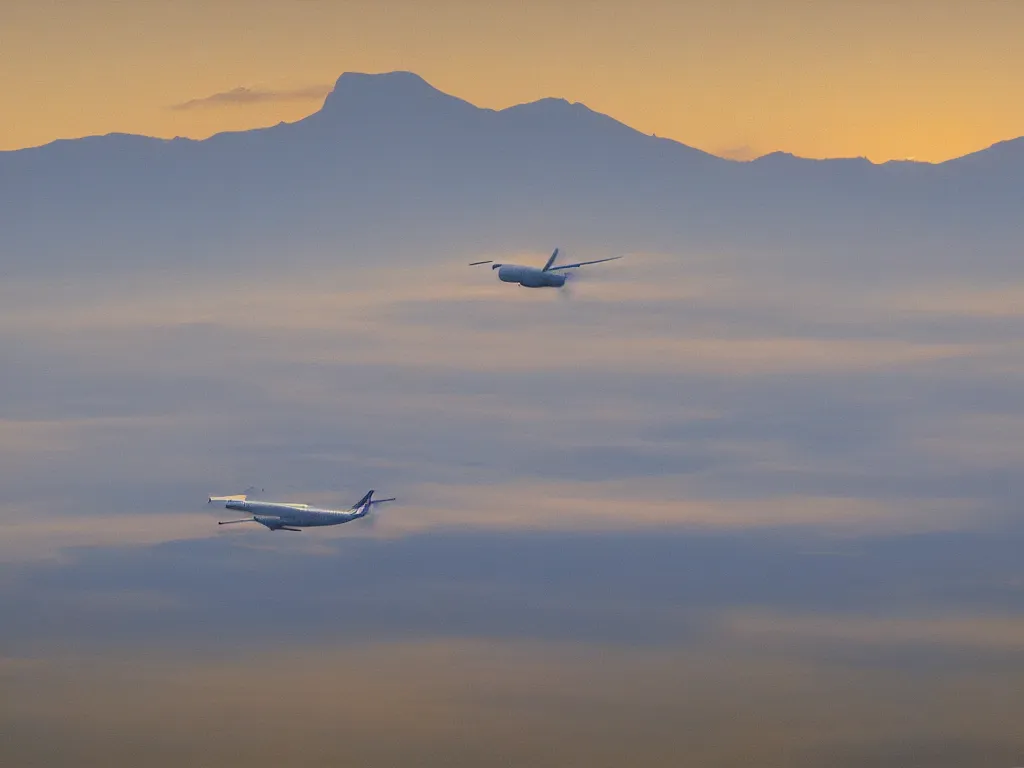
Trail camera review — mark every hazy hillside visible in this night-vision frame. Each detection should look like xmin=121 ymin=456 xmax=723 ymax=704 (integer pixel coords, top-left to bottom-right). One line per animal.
xmin=1 ymin=71 xmax=1021 ymax=279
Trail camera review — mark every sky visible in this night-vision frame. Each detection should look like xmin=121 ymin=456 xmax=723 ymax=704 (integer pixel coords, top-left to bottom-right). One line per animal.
xmin=3 ymin=4 xmax=1024 ymax=765
xmin=3 ymin=0 xmax=1024 ymax=161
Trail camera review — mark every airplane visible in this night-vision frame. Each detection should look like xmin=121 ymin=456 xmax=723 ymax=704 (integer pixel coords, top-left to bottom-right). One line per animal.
xmin=209 ymin=489 xmax=396 ymax=532
xmin=469 ymin=248 xmax=622 ymax=289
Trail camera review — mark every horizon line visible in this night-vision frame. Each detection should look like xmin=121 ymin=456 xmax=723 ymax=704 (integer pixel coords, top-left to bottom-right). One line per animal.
xmin=3 ymin=69 xmax=1021 ymax=166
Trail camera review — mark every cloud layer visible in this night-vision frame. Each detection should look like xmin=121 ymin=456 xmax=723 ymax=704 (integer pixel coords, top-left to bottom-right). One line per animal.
xmin=3 ymin=242 xmax=1024 ymax=558
xmin=3 ymin=629 xmax=1023 ymax=767
xmin=2 ymin=186 xmax=1023 ymax=765
xmin=169 ymin=84 xmax=331 ymax=110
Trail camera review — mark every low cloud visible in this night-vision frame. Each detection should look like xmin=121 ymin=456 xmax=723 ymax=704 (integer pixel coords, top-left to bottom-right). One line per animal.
xmin=885 ymin=284 xmax=1024 ymax=318
xmin=0 ymin=512 xmax=216 ymax=564
xmin=358 ymin=480 xmax=973 ymax=538
xmin=722 ymin=610 xmax=1024 ymax=653
xmin=2 ymin=252 xmax=1023 ymax=563
xmin=169 ymin=84 xmax=331 ymax=111
xmin=0 ymin=479 xmax=973 ymax=565
xmin=3 ymin=638 xmax=1022 ymax=768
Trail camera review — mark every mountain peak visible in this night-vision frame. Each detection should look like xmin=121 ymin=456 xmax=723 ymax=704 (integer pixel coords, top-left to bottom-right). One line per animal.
xmin=329 ymin=70 xmax=432 ymax=93
xmin=316 ymin=71 xmax=477 ymax=122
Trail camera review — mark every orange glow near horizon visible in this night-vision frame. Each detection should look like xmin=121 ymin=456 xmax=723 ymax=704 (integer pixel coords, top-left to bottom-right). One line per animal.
xmin=2 ymin=0 xmax=1022 ymax=162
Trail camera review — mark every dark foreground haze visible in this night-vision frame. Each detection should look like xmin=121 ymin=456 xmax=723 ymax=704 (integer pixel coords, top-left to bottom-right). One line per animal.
xmin=4 ymin=529 xmax=1024 ymax=767
xmin=2 ymin=72 xmax=1024 ymax=766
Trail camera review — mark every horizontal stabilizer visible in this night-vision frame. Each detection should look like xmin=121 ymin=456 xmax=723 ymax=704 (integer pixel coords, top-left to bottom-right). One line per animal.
xmin=209 ymin=494 xmax=247 ymax=503
xmin=351 ymin=491 xmax=397 ymax=510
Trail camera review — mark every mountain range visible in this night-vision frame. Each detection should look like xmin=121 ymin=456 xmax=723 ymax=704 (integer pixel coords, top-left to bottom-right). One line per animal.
xmin=2 ymin=71 xmax=1021 ymax=279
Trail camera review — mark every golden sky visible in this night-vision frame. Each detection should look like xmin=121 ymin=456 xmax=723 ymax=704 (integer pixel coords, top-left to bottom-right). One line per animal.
xmin=3 ymin=0 xmax=1023 ymax=161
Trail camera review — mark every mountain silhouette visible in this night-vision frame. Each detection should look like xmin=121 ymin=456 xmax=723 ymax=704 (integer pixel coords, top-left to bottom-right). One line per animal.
xmin=1 ymin=71 xmax=1021 ymax=278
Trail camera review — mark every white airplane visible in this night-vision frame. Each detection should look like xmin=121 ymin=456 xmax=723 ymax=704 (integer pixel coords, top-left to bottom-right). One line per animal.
xmin=209 ymin=489 xmax=396 ymax=532
xmin=469 ymin=248 xmax=622 ymax=289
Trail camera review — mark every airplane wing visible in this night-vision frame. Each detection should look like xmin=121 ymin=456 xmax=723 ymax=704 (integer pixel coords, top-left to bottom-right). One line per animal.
xmin=546 ymin=256 xmax=622 ymax=271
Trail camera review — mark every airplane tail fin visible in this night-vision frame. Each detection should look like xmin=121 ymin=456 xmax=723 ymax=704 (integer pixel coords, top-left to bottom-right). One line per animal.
xmin=542 ymin=247 xmax=560 ymax=271
xmin=351 ymin=490 xmax=397 ymax=515
xmin=352 ymin=490 xmax=375 ymax=510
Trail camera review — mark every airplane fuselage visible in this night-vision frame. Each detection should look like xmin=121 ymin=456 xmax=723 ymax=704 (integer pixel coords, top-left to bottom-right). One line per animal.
xmin=495 ymin=264 xmax=567 ymax=288
xmin=471 ymin=249 xmax=620 ymax=288
xmin=211 ymin=489 xmax=392 ymax=532
xmin=224 ymin=500 xmax=366 ymax=529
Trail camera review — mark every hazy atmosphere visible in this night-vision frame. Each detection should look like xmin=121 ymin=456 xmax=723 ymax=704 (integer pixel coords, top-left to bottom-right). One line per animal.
xmin=2 ymin=2 xmax=1024 ymax=766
